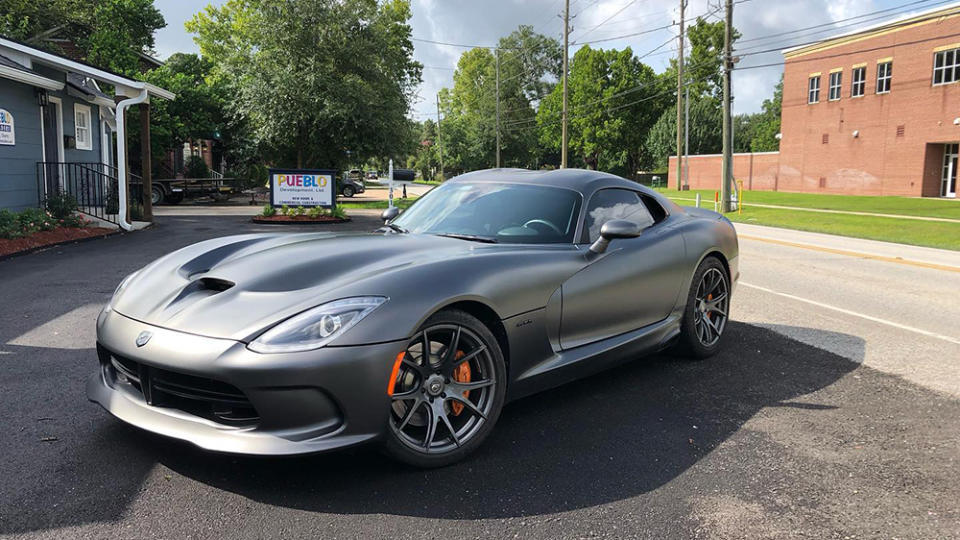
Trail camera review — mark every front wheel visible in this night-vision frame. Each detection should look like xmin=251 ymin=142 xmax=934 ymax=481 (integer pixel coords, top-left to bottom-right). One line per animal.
xmin=383 ymin=309 xmax=506 ymax=468
xmin=342 ymin=185 xmax=355 ymax=198
xmin=674 ymin=257 xmax=730 ymax=359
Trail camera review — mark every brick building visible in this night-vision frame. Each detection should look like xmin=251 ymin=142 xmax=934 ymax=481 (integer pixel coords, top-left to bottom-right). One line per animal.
xmin=671 ymin=2 xmax=960 ymax=198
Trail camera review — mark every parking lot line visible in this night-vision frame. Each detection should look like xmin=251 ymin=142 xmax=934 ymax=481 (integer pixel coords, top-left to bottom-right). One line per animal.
xmin=740 ymin=282 xmax=960 ymax=346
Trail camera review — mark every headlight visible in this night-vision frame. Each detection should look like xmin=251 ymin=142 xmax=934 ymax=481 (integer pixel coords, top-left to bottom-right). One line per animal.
xmin=247 ymin=296 xmax=387 ymax=353
xmin=103 ymin=272 xmax=138 ymax=313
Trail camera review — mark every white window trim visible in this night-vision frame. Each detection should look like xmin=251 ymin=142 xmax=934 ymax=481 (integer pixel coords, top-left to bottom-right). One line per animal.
xmin=851 ymin=66 xmax=866 ymax=98
xmin=808 ymin=76 xmax=820 ymax=104
xmin=828 ymin=71 xmax=842 ymax=101
xmin=877 ymin=62 xmax=892 ymax=94
xmin=933 ymin=48 xmax=960 ymax=87
xmin=74 ymin=103 xmax=92 ymax=150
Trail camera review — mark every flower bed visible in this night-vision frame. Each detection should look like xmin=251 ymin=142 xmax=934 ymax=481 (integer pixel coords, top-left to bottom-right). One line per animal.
xmin=0 ymin=226 xmax=118 ymax=258
xmin=252 ymin=204 xmax=350 ymax=224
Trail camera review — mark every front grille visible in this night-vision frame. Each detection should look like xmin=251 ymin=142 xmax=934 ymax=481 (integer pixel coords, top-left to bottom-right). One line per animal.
xmin=99 ymin=345 xmax=259 ymax=427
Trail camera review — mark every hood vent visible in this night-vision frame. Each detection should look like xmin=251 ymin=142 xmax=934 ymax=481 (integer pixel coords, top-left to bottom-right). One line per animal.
xmin=197 ymin=277 xmax=235 ymax=292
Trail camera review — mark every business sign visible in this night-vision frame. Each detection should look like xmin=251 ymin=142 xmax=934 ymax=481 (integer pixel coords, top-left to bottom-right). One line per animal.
xmin=0 ymin=109 xmax=14 ymax=145
xmin=269 ymin=168 xmax=336 ymax=208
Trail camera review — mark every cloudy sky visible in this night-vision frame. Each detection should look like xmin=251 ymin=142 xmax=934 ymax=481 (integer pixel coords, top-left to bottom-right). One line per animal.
xmin=154 ymin=0 xmax=927 ymax=119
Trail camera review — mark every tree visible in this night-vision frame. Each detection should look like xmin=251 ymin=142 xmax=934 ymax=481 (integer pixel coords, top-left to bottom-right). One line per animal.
xmin=0 ymin=0 xmax=165 ymax=75
xmin=538 ymin=45 xmax=666 ymax=176
xmin=645 ymin=97 xmax=723 ymax=171
xmin=750 ymin=77 xmax=782 ymax=152
xmin=187 ymin=0 xmax=421 ymax=170
xmin=662 ymin=18 xmax=740 ymax=100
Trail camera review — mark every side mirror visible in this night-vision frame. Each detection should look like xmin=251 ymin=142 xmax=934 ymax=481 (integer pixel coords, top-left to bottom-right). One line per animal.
xmin=381 ymin=206 xmax=400 ymax=223
xmin=589 ymin=219 xmax=641 ymax=254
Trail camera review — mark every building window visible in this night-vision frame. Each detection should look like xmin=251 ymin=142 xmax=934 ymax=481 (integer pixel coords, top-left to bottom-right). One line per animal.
xmin=808 ymin=76 xmax=820 ymax=104
xmin=877 ymin=61 xmax=892 ymax=93
xmin=74 ymin=104 xmax=92 ymax=150
xmin=934 ymin=48 xmax=960 ymax=85
xmin=851 ymin=66 xmax=866 ymax=97
xmin=828 ymin=71 xmax=842 ymax=100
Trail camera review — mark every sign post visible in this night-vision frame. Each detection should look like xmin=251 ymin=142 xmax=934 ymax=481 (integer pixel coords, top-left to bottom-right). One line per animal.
xmin=387 ymin=159 xmax=394 ymax=209
xmin=268 ymin=168 xmax=336 ymax=208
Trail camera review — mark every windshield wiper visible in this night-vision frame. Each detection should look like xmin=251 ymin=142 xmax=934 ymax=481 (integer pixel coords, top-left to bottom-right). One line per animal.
xmin=435 ymin=233 xmax=498 ymax=244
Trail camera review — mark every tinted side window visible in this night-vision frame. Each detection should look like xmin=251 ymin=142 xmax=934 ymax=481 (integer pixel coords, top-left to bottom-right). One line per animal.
xmin=583 ymin=189 xmax=654 ymax=243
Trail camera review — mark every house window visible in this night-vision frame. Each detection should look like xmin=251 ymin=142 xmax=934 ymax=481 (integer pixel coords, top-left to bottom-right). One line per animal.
xmin=877 ymin=61 xmax=892 ymax=93
xmin=74 ymin=104 xmax=92 ymax=150
xmin=808 ymin=76 xmax=820 ymax=104
xmin=851 ymin=66 xmax=866 ymax=97
xmin=933 ymin=48 xmax=960 ymax=85
xmin=828 ymin=71 xmax=842 ymax=100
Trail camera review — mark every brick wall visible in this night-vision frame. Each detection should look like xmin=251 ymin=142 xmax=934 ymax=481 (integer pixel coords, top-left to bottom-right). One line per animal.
xmin=668 ymin=152 xmax=782 ymax=192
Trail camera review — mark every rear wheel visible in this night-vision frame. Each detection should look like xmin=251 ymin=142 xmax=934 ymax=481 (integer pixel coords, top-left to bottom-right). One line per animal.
xmin=150 ymin=185 xmax=165 ymax=205
xmin=342 ymin=185 xmax=355 ymax=198
xmin=383 ymin=310 xmax=506 ymax=468
xmin=674 ymin=257 xmax=729 ymax=359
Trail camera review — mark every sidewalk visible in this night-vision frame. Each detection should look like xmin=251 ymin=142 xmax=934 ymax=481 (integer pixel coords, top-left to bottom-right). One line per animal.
xmin=734 ymin=222 xmax=960 ymax=271
xmin=669 ymin=197 xmax=960 ymax=223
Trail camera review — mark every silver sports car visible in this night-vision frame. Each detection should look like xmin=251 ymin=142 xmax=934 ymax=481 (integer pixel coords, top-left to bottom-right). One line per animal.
xmin=89 ymin=168 xmax=738 ymax=467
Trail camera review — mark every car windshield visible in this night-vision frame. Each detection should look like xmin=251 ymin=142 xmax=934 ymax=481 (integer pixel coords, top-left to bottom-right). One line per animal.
xmin=392 ymin=182 xmax=582 ymax=244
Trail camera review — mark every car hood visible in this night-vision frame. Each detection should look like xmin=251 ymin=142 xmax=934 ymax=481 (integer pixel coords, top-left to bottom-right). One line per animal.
xmin=111 ymin=232 xmax=574 ymax=342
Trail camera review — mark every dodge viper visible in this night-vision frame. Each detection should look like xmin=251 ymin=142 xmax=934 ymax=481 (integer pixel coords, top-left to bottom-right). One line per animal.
xmin=88 ymin=168 xmax=738 ymax=467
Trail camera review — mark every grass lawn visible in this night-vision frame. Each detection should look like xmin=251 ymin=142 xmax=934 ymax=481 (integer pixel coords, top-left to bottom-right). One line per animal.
xmin=339 ymin=197 xmax=418 ymax=210
xmin=654 ymin=188 xmax=960 ymax=220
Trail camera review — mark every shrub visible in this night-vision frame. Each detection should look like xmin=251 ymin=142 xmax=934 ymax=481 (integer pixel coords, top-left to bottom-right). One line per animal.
xmin=185 ymin=155 xmax=209 ymax=179
xmin=307 ymin=206 xmax=322 ymax=219
xmin=330 ymin=206 xmax=347 ymax=220
xmin=261 ymin=204 xmax=276 ymax=217
xmin=280 ymin=205 xmax=290 ymax=216
xmin=294 ymin=205 xmax=306 ymax=216
xmin=0 ymin=209 xmax=20 ymax=238
xmin=45 ymin=190 xmax=78 ymax=219
xmin=129 ymin=201 xmax=144 ymax=221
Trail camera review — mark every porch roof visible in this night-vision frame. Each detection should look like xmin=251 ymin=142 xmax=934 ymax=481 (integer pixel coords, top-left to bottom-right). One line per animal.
xmin=0 ymin=35 xmax=174 ymax=101
xmin=0 ymin=52 xmax=64 ymax=91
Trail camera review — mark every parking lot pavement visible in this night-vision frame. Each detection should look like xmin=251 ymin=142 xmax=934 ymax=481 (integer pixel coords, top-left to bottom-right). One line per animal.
xmin=1 ymin=217 xmax=958 ymax=539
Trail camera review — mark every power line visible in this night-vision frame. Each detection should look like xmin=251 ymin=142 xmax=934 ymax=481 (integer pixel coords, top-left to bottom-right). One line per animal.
xmin=572 ymin=0 xmax=643 ymax=42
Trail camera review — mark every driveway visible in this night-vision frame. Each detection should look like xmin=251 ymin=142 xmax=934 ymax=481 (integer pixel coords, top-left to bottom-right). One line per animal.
xmin=0 ymin=215 xmax=957 ymax=539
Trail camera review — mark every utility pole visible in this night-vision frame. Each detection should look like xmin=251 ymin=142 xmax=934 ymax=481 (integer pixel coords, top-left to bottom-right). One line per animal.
xmin=495 ymin=47 xmax=501 ymax=168
xmin=436 ymin=93 xmax=444 ymax=181
xmin=561 ymin=0 xmax=570 ymax=169
xmin=720 ymin=0 xmax=734 ymax=212
xmin=684 ymin=86 xmax=690 ymax=189
xmin=675 ymin=0 xmax=686 ymax=190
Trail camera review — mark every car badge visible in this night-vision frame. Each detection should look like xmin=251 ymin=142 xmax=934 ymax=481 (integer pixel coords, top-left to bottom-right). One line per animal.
xmin=136 ymin=331 xmax=152 ymax=347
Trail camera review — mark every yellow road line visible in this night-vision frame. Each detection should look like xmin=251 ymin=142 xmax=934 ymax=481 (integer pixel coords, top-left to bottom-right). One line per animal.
xmin=738 ymin=234 xmax=960 ymax=274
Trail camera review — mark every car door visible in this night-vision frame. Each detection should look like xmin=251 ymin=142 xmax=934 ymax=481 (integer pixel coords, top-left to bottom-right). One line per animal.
xmin=559 ymin=188 xmax=686 ymax=350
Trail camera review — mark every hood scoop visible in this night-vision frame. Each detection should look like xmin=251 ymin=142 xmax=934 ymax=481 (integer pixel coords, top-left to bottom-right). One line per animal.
xmin=162 ymin=276 xmax=236 ymax=314
xmin=196 ymin=277 xmax=235 ymax=292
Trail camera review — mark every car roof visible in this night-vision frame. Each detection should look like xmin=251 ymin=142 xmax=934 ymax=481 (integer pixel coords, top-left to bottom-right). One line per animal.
xmin=446 ymin=168 xmax=654 ymax=196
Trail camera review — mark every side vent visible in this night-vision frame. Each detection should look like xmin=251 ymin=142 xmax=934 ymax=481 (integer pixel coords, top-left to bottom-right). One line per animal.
xmin=896 ymin=125 xmax=905 ymax=137
xmin=821 ymin=133 xmax=829 ymax=144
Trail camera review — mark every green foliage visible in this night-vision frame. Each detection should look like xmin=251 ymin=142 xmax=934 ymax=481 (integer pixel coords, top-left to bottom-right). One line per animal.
xmin=0 ymin=0 xmax=166 ymax=75
xmin=539 ymin=45 xmax=666 ymax=175
xmin=129 ymin=200 xmax=144 ymax=221
xmin=184 ymin=155 xmax=210 ymax=179
xmin=280 ymin=205 xmax=291 ymax=216
xmin=45 ymin=191 xmax=78 ymax=219
xmin=330 ymin=206 xmax=348 ymax=220
xmin=307 ymin=206 xmax=324 ymax=219
xmin=645 ymin=97 xmax=723 ymax=170
xmin=0 ymin=207 xmax=87 ymax=239
xmin=662 ymin=18 xmax=740 ymax=101
xmin=294 ymin=205 xmax=306 ymax=217
xmin=261 ymin=204 xmax=276 ymax=217
xmin=187 ymin=0 xmax=422 ymax=170
xmin=750 ymin=78 xmax=783 ymax=152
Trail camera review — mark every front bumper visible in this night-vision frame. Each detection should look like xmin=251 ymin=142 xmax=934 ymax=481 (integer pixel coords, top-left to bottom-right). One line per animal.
xmin=88 ymin=309 xmax=405 ymax=455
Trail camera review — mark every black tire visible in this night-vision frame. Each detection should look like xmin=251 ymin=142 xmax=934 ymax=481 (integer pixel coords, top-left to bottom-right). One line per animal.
xmin=342 ymin=185 xmax=355 ymax=198
xmin=383 ymin=309 xmax=507 ymax=468
xmin=166 ymin=193 xmax=184 ymax=205
xmin=150 ymin=185 xmax=165 ymax=206
xmin=673 ymin=256 xmax=730 ymax=359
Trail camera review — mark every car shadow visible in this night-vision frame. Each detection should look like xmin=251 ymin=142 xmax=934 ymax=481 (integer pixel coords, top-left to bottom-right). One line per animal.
xmin=148 ymin=321 xmax=864 ymax=519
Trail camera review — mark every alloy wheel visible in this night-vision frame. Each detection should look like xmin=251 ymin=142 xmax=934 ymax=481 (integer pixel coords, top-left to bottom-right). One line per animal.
xmin=693 ymin=267 xmax=728 ymax=347
xmin=389 ymin=324 xmax=497 ymax=454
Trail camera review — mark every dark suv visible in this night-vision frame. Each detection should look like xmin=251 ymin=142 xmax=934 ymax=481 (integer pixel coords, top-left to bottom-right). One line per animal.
xmin=341 ymin=170 xmax=366 ymax=198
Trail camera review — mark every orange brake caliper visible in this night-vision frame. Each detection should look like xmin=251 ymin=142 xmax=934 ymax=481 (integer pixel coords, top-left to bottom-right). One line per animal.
xmin=706 ymin=293 xmax=713 ymax=319
xmin=451 ymin=351 xmax=472 ymax=416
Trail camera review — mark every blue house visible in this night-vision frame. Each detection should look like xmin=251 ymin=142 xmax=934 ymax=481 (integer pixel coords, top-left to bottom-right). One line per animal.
xmin=0 ymin=36 xmax=173 ymax=229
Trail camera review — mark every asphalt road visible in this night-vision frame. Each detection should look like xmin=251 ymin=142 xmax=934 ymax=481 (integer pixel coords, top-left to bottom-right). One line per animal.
xmin=1 ymin=215 xmax=958 ymax=539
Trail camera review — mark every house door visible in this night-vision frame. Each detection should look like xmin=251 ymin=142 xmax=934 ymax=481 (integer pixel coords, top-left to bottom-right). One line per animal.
xmin=942 ymin=143 xmax=958 ymax=198
xmin=40 ymin=100 xmax=63 ymax=195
